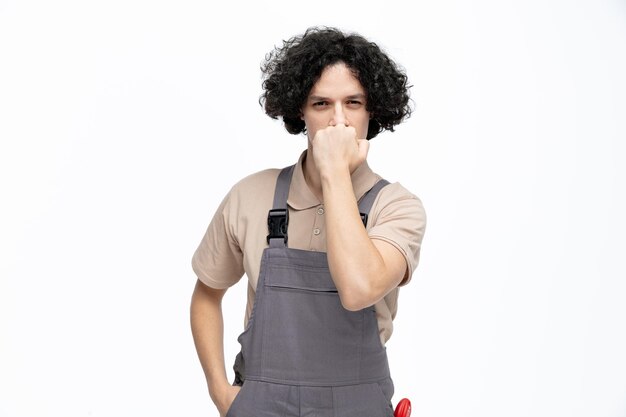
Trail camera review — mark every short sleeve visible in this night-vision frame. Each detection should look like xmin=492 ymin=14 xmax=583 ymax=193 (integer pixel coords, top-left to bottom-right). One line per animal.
xmin=367 ymin=183 xmax=427 ymax=286
xmin=191 ymin=188 xmax=245 ymax=289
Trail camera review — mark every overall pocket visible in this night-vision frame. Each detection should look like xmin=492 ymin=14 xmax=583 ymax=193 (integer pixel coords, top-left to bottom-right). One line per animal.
xmin=224 ymin=382 xmax=247 ymax=417
xmin=260 ymin=263 xmax=371 ymax=384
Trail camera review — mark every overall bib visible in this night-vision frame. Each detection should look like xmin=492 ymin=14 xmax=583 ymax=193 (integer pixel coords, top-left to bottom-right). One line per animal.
xmin=227 ymin=165 xmax=395 ymax=417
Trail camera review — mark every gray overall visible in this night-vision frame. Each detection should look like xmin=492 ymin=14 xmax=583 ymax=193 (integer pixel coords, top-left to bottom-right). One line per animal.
xmin=226 ymin=165 xmax=395 ymax=417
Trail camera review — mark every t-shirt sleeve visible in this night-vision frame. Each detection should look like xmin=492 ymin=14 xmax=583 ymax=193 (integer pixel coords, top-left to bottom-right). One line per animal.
xmin=367 ymin=183 xmax=427 ymax=286
xmin=191 ymin=188 xmax=245 ymax=289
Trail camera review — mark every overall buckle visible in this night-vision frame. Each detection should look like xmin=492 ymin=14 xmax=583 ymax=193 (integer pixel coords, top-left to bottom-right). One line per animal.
xmin=267 ymin=209 xmax=288 ymax=244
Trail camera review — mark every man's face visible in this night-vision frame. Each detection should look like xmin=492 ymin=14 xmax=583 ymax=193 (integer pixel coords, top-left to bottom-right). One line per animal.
xmin=301 ymin=62 xmax=370 ymax=141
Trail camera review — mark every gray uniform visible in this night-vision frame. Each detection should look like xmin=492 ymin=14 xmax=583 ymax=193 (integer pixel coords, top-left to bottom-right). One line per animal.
xmin=226 ymin=165 xmax=395 ymax=417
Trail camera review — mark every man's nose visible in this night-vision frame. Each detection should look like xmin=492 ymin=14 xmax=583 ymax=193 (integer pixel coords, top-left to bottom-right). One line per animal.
xmin=330 ymin=103 xmax=347 ymax=126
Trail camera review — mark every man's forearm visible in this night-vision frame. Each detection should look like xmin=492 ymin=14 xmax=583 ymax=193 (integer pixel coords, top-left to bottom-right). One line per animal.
xmin=190 ymin=280 xmax=230 ymax=396
xmin=321 ymin=168 xmax=390 ymax=311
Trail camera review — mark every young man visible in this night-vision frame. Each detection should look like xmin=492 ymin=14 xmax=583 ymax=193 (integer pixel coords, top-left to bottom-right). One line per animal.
xmin=190 ymin=27 xmax=426 ymax=417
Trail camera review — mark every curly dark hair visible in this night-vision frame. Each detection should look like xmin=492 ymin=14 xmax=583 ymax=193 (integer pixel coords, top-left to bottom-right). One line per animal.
xmin=260 ymin=27 xmax=412 ymax=140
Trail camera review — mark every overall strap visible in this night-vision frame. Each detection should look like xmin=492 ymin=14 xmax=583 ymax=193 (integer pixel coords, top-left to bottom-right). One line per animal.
xmin=358 ymin=179 xmax=390 ymax=227
xmin=267 ymin=166 xmax=389 ymax=246
xmin=267 ymin=165 xmax=295 ymax=248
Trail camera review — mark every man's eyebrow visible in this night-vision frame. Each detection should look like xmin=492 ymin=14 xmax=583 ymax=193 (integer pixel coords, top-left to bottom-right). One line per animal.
xmin=308 ymin=94 xmax=366 ymax=101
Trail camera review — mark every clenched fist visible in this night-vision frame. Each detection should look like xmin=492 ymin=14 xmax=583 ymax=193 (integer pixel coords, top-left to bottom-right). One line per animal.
xmin=310 ymin=124 xmax=370 ymax=177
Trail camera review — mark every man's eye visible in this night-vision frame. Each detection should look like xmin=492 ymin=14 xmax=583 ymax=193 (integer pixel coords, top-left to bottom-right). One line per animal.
xmin=347 ymin=100 xmax=362 ymax=105
xmin=313 ymin=101 xmax=328 ymax=106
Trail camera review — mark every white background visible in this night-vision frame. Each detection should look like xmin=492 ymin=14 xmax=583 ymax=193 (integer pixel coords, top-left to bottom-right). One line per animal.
xmin=1 ymin=0 xmax=625 ymax=416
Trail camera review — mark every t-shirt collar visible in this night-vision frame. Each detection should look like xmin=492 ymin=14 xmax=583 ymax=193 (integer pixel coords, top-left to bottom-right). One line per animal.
xmin=287 ymin=150 xmax=380 ymax=210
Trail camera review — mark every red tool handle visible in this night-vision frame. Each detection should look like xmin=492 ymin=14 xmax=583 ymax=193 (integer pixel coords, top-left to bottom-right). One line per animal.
xmin=394 ymin=398 xmax=411 ymax=417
